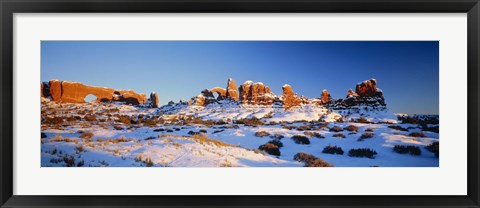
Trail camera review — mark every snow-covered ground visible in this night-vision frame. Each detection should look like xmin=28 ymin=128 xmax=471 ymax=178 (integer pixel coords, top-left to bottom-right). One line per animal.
xmin=41 ymin=99 xmax=439 ymax=167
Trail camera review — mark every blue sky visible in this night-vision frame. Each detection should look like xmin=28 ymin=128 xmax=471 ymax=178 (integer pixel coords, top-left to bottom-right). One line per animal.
xmin=41 ymin=41 xmax=439 ymax=114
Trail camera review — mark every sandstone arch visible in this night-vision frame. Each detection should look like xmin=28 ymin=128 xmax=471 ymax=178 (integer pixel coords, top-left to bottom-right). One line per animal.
xmin=210 ymin=87 xmax=226 ymax=100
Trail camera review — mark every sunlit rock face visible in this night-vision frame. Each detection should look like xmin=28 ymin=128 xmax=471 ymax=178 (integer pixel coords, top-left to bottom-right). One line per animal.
xmin=193 ymin=89 xmax=217 ymax=107
xmin=226 ymin=78 xmax=239 ymax=101
xmin=282 ymin=84 xmax=302 ymax=110
xmin=210 ymin=87 xmax=227 ymax=100
xmin=149 ymin=92 xmax=159 ymax=108
xmin=321 ymin=89 xmax=332 ymax=104
xmin=239 ymin=81 xmax=275 ymax=105
xmin=333 ymin=78 xmax=386 ymax=108
xmin=41 ymin=80 xmax=148 ymax=105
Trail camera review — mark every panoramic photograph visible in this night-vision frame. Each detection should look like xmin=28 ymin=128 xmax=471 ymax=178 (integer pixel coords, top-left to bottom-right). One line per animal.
xmin=40 ymin=41 xmax=439 ymax=167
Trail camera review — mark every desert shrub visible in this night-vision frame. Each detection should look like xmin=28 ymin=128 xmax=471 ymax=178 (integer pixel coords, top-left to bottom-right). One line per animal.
xmin=408 ymin=132 xmax=426 ymax=137
xmin=291 ymin=135 xmax=310 ymax=145
xmin=113 ymin=136 xmax=129 ymax=143
xmin=355 ymin=117 xmax=370 ymax=123
xmin=388 ymin=125 xmax=408 ymax=131
xmin=62 ymin=155 xmax=75 ymax=167
xmin=113 ymin=125 xmax=124 ymax=130
xmin=75 ymin=145 xmax=85 ymax=153
xmin=305 ymin=158 xmax=333 ymax=167
xmin=241 ymin=117 xmax=264 ymax=127
xmin=215 ymin=119 xmax=227 ymax=125
xmin=44 ymin=116 xmax=64 ymax=125
xmin=144 ymin=136 xmax=156 ymax=140
xmin=329 ymin=126 xmax=343 ymax=132
xmin=365 ymin=128 xmax=375 ymax=132
xmin=117 ymin=115 xmax=131 ymax=125
xmin=344 ymin=125 xmax=359 ymax=132
xmin=268 ymin=139 xmax=283 ymax=148
xmin=322 ymin=145 xmax=344 ymax=155
xmin=41 ymin=132 xmax=47 ymax=138
xmin=293 ymin=152 xmax=316 ymax=163
xmin=270 ymin=133 xmax=284 ymax=140
xmin=79 ymin=132 xmax=94 ymax=139
xmin=83 ymin=114 xmax=97 ymax=122
xmin=293 ymin=152 xmax=333 ymax=167
xmin=258 ymin=143 xmax=281 ymax=156
xmin=166 ymin=129 xmax=173 ymax=132
xmin=174 ymin=128 xmax=181 ymax=131
xmin=282 ymin=125 xmax=296 ymax=130
xmin=255 ymin=131 xmax=270 ymax=137
xmin=358 ymin=132 xmax=374 ymax=141
xmin=348 ymin=148 xmax=377 ymax=159
xmin=213 ymin=130 xmax=224 ymax=134
xmin=304 ymin=131 xmax=325 ymax=139
xmin=144 ymin=118 xmax=157 ymax=127
xmin=50 ymin=135 xmax=72 ymax=142
xmin=297 ymin=125 xmax=312 ymax=131
xmin=332 ymin=133 xmax=346 ymax=138
xmin=199 ymin=129 xmax=207 ymax=133
xmin=421 ymin=124 xmax=439 ymax=133
xmin=76 ymin=159 xmax=85 ymax=167
xmin=191 ymin=133 xmax=231 ymax=147
xmin=425 ymin=141 xmax=439 ymax=157
xmin=187 ymin=130 xmax=197 ymax=135
xmin=393 ymin=145 xmax=421 ymax=155
xmin=153 ymin=128 xmax=165 ymax=132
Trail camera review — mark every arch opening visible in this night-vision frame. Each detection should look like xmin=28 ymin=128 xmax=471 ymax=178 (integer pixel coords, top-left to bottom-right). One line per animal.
xmin=84 ymin=94 xmax=98 ymax=102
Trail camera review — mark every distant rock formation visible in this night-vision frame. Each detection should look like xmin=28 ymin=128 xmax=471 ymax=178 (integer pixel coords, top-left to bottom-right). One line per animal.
xmin=149 ymin=92 xmax=159 ymax=108
xmin=321 ymin=89 xmax=332 ymax=104
xmin=41 ymin=80 xmax=148 ymax=106
xmin=239 ymin=81 xmax=275 ymax=105
xmin=226 ymin=78 xmax=239 ymax=101
xmin=282 ymin=84 xmax=302 ymax=110
xmin=335 ymin=78 xmax=386 ymax=108
xmin=210 ymin=87 xmax=227 ymax=100
xmin=193 ymin=89 xmax=217 ymax=107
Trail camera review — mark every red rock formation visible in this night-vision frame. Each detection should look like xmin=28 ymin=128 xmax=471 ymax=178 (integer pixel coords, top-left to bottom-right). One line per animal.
xmin=282 ymin=84 xmax=302 ymax=110
xmin=226 ymin=78 xmax=239 ymax=101
xmin=355 ymin=79 xmax=378 ymax=97
xmin=321 ymin=89 xmax=331 ymax=104
xmin=210 ymin=87 xmax=227 ymax=100
xmin=49 ymin=80 xmax=62 ymax=101
xmin=194 ymin=89 xmax=216 ymax=106
xmin=44 ymin=80 xmax=148 ymax=105
xmin=239 ymin=81 xmax=275 ymax=105
xmin=150 ymin=92 xmax=159 ymax=108
xmin=346 ymin=89 xmax=359 ymax=98
xmin=41 ymin=83 xmax=44 ymax=98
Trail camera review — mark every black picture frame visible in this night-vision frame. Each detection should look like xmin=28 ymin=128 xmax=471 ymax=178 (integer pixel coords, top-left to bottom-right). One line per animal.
xmin=1 ymin=0 xmax=479 ymax=207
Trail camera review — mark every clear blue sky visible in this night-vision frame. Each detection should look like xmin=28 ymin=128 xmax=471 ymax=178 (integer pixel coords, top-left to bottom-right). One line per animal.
xmin=41 ymin=41 xmax=439 ymax=114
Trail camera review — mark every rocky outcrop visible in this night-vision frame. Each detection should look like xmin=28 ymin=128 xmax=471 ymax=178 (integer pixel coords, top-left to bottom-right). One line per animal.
xmin=210 ymin=87 xmax=227 ymax=100
xmin=321 ymin=89 xmax=332 ymax=104
xmin=149 ymin=92 xmax=159 ymax=108
xmin=226 ymin=78 xmax=239 ymax=101
xmin=193 ymin=89 xmax=216 ymax=107
xmin=49 ymin=80 xmax=62 ymax=102
xmin=239 ymin=81 xmax=275 ymax=105
xmin=41 ymin=80 xmax=148 ymax=105
xmin=334 ymin=78 xmax=386 ymax=108
xmin=282 ymin=84 xmax=302 ymax=110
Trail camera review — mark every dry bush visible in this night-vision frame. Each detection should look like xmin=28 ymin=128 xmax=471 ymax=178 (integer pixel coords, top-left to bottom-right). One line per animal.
xmin=332 ymin=133 xmax=346 ymax=139
xmin=297 ymin=125 xmax=312 ymax=131
xmin=348 ymin=148 xmax=377 ymax=159
xmin=41 ymin=132 xmax=47 ymax=138
xmin=293 ymin=152 xmax=316 ymax=163
xmin=83 ymin=114 xmax=97 ymax=122
xmin=388 ymin=125 xmax=409 ymax=131
xmin=112 ymin=135 xmax=129 ymax=143
xmin=254 ymin=131 xmax=271 ymax=137
xmin=425 ymin=141 xmax=439 ymax=157
xmin=344 ymin=125 xmax=359 ymax=132
xmin=305 ymin=158 xmax=333 ymax=167
xmin=365 ymin=128 xmax=375 ymax=132
xmin=293 ymin=152 xmax=333 ymax=167
xmin=117 ymin=115 xmax=132 ymax=125
xmin=44 ymin=116 xmax=65 ymax=125
xmin=258 ymin=143 xmax=280 ymax=156
xmin=329 ymin=126 xmax=343 ymax=132
xmin=322 ymin=145 xmax=344 ymax=155
xmin=393 ymin=145 xmax=421 ymax=156
xmin=268 ymin=139 xmax=283 ymax=148
xmin=291 ymin=135 xmax=310 ymax=145
xmin=75 ymin=145 xmax=85 ymax=153
xmin=408 ymin=132 xmax=426 ymax=137
xmin=304 ymin=131 xmax=325 ymax=139
xmin=50 ymin=135 xmax=72 ymax=142
xmin=355 ymin=117 xmax=370 ymax=123
xmin=79 ymin=132 xmax=94 ymax=139
xmin=358 ymin=132 xmax=374 ymax=141
xmin=191 ymin=133 xmax=231 ymax=147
